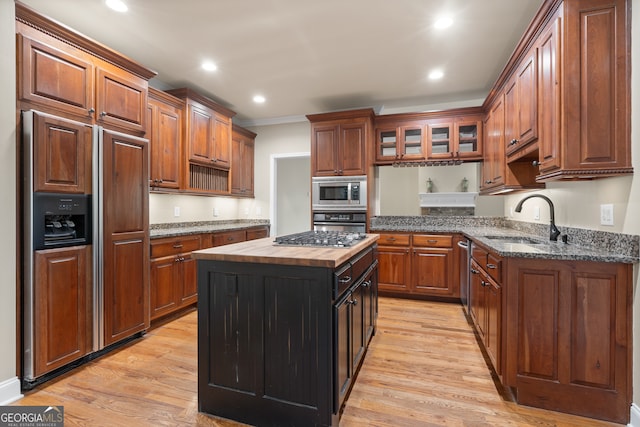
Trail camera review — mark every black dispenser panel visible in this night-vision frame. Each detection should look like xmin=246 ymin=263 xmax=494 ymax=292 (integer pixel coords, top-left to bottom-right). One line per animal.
xmin=33 ymin=193 xmax=91 ymax=250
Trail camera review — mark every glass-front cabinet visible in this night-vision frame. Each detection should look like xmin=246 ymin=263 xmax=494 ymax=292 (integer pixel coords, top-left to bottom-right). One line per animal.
xmin=427 ymin=116 xmax=483 ymax=161
xmin=376 ymin=123 xmax=424 ymax=163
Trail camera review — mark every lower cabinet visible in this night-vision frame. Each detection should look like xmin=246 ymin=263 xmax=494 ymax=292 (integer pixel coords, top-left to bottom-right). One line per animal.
xmin=504 ymin=257 xmax=632 ymax=424
xmin=150 ymin=225 xmax=270 ymax=321
xmin=150 ymin=235 xmax=201 ymax=320
xmin=378 ymin=232 xmax=458 ymax=298
xmin=469 ymin=259 xmax=502 ymax=375
xmin=334 ymin=262 xmax=378 ymax=411
xmin=33 ymin=245 xmax=91 ymax=377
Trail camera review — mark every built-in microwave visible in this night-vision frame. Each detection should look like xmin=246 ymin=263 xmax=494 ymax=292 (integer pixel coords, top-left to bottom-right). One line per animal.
xmin=312 ymin=175 xmax=367 ymax=211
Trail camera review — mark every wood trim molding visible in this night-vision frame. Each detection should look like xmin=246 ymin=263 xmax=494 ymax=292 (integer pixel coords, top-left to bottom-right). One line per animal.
xmin=166 ymin=88 xmax=237 ymax=118
xmin=15 ymin=1 xmax=156 ymax=80
xmin=306 ymin=108 xmax=376 ymax=123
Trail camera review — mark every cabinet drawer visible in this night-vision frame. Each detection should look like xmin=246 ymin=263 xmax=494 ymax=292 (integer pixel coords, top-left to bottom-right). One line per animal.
xmin=471 ymin=243 xmax=488 ymax=263
xmin=334 ymin=262 xmax=353 ymax=300
xmin=246 ymin=227 xmax=269 ymax=241
xmin=151 ymin=235 xmax=201 ymax=258
xmin=377 ymin=233 xmax=410 ymax=247
xmin=212 ymin=230 xmax=246 ymax=246
xmin=351 ymin=246 xmax=374 ymax=284
xmin=486 ymin=252 xmax=502 ymax=282
xmin=413 ymin=234 xmax=452 ymax=248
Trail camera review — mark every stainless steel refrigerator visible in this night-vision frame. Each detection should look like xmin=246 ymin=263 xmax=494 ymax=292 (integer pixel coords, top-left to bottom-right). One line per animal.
xmin=22 ymin=110 xmax=149 ymax=387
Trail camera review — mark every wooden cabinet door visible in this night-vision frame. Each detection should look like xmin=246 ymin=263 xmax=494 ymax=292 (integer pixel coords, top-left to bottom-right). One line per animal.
xmin=18 ymin=34 xmax=94 ymax=120
xmin=31 ymin=111 xmax=92 ymax=194
xmin=148 ymin=94 xmax=181 ymax=189
xmin=455 ymin=116 xmax=483 ymax=159
xmin=101 ymin=130 xmax=149 ymax=346
xmin=411 ymin=247 xmax=453 ymax=296
xmin=427 ymin=121 xmax=453 ymax=159
xmin=506 ymin=258 xmax=631 ymax=424
xmin=482 ymin=97 xmax=505 ymax=190
xmin=485 ymin=275 xmax=501 ymax=375
xmin=377 ymin=246 xmax=410 ymax=293
xmin=187 ymin=104 xmax=214 ymax=165
xmin=150 ymin=255 xmax=178 ymax=320
xmin=469 ymin=260 xmax=486 ymax=337
xmin=231 ymin=131 xmax=255 ymax=196
xmin=537 ymin=13 xmax=561 ymax=174
xmin=311 ymin=124 xmax=338 ymax=176
xmin=339 ymin=122 xmax=367 ymax=175
xmin=95 ymin=66 xmax=147 ymax=134
xmin=213 ymin=113 xmax=231 ymax=169
xmin=246 ymin=227 xmax=269 ymax=241
xmin=516 ymin=51 xmax=538 ymax=147
xmin=33 ymin=245 xmax=91 ymax=377
xmin=179 ymin=254 xmax=198 ymax=306
xmin=350 ymin=282 xmax=366 ymax=373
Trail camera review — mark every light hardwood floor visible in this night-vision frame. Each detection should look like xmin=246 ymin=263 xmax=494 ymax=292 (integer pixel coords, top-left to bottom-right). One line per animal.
xmin=12 ymin=298 xmax=624 ymax=426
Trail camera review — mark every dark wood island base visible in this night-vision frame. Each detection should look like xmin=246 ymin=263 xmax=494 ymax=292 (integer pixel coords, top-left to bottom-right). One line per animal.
xmin=193 ymin=235 xmax=379 ymax=427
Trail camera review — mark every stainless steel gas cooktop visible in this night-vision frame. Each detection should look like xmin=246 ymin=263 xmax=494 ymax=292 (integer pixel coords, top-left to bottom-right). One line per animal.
xmin=273 ymin=230 xmax=366 ymax=248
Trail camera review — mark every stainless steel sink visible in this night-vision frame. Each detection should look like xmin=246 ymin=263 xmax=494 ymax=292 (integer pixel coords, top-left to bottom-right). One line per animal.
xmin=482 ymin=236 xmax=544 ymax=245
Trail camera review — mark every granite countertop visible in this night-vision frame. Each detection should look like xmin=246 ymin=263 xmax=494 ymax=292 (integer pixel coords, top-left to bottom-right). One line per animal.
xmin=370 ymin=216 xmax=639 ymax=264
xmin=192 ymin=234 xmax=379 ymax=268
xmin=150 ymin=220 xmax=270 ymax=239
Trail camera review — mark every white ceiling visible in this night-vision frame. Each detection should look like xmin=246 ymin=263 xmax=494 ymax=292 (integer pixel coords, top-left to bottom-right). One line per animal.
xmin=18 ymin=0 xmax=545 ymax=126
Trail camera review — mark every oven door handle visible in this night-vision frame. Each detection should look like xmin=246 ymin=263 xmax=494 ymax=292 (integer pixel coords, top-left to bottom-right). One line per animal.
xmin=313 ymin=221 xmax=362 ymax=227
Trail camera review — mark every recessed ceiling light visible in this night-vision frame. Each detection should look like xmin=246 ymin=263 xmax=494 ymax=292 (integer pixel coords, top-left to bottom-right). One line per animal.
xmin=201 ymin=61 xmax=218 ymax=72
xmin=253 ymin=95 xmax=266 ymax=104
xmin=434 ymin=16 xmax=453 ymax=29
xmin=429 ymin=69 xmax=444 ymax=80
xmin=105 ymin=0 xmax=128 ymax=13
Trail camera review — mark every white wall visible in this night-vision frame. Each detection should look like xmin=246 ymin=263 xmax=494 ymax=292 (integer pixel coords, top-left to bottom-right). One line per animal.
xmin=0 ymin=1 xmax=20 ymax=404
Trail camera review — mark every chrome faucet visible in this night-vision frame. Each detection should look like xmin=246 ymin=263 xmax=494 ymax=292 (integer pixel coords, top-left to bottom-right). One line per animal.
xmin=514 ymin=194 xmax=561 ymax=241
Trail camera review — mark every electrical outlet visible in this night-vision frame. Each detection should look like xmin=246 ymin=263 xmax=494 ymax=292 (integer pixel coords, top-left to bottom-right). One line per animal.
xmin=600 ymin=204 xmax=614 ymax=226
xmin=174 ymin=206 xmax=180 ymax=217
xmin=533 ymin=206 xmax=540 ymax=220
xmin=213 ymin=207 xmax=219 ymax=217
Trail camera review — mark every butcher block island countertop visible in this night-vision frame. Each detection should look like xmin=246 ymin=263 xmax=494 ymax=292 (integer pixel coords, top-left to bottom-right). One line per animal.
xmin=191 ymin=233 xmax=379 ymax=267
xmin=194 ymin=233 xmax=379 ymax=427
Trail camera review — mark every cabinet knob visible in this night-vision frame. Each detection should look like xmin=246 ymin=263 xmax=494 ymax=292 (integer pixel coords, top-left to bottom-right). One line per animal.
xmin=509 ymin=139 xmax=519 ymax=146
xmin=350 ymin=298 xmax=358 ymax=306
xmin=100 ymin=111 xmax=107 ymax=117
xmin=485 ymin=180 xmax=493 ymax=184
xmin=486 ymin=263 xmax=497 ymax=269
xmin=532 ymin=160 xmax=541 ymax=167
xmin=471 ymin=268 xmax=480 ymax=274
xmin=481 ymin=280 xmax=487 ymax=287
xmin=88 ymin=108 xmax=95 ymax=114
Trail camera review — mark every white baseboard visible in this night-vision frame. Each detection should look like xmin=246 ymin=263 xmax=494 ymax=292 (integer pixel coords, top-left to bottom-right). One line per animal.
xmin=0 ymin=377 xmax=22 ymax=405
xmin=629 ymin=403 xmax=640 ymax=427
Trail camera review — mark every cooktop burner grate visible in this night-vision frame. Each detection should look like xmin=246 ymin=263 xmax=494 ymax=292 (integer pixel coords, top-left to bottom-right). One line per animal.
xmin=274 ymin=230 xmax=366 ymax=248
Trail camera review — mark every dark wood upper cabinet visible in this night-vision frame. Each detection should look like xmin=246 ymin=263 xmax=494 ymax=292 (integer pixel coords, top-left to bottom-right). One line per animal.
xmin=231 ymin=124 xmax=256 ymax=197
xmin=148 ymin=88 xmax=182 ymax=190
xmin=307 ymin=109 xmax=374 ymax=177
xmin=16 ymin=4 xmax=155 ymax=136
xmin=31 ymin=111 xmax=92 ymax=194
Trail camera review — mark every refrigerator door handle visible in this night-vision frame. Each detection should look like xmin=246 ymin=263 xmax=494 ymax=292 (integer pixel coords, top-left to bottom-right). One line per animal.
xmin=92 ymin=125 xmax=104 ymax=352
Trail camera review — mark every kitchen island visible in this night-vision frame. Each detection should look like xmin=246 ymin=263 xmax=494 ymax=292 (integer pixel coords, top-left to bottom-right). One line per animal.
xmin=192 ymin=233 xmax=379 ymax=427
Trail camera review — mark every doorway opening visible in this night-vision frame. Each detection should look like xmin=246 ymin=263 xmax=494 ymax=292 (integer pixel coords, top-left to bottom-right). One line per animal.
xmin=270 ymin=153 xmax=310 ymax=236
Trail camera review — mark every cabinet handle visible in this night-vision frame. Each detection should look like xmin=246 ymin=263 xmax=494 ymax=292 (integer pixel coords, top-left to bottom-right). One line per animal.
xmin=485 ymin=180 xmax=493 ymax=184
xmin=509 ymin=138 xmax=519 ymax=146
xmin=362 ymin=280 xmax=371 ymax=288
xmin=471 ymin=268 xmax=480 ymax=274
xmin=481 ymin=280 xmax=487 ymax=287
xmin=486 ymin=263 xmax=497 ymax=269
xmin=427 ymin=239 xmax=438 ymax=244
xmin=88 ymin=108 xmax=95 ymax=114
xmin=350 ymin=298 xmax=358 ymax=306
xmin=338 ymin=276 xmax=352 ymax=284
xmin=172 ymin=244 xmax=183 ymax=249
xmin=386 ymin=237 xmax=396 ymax=242
xmin=227 ymin=237 xmax=235 ymax=241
